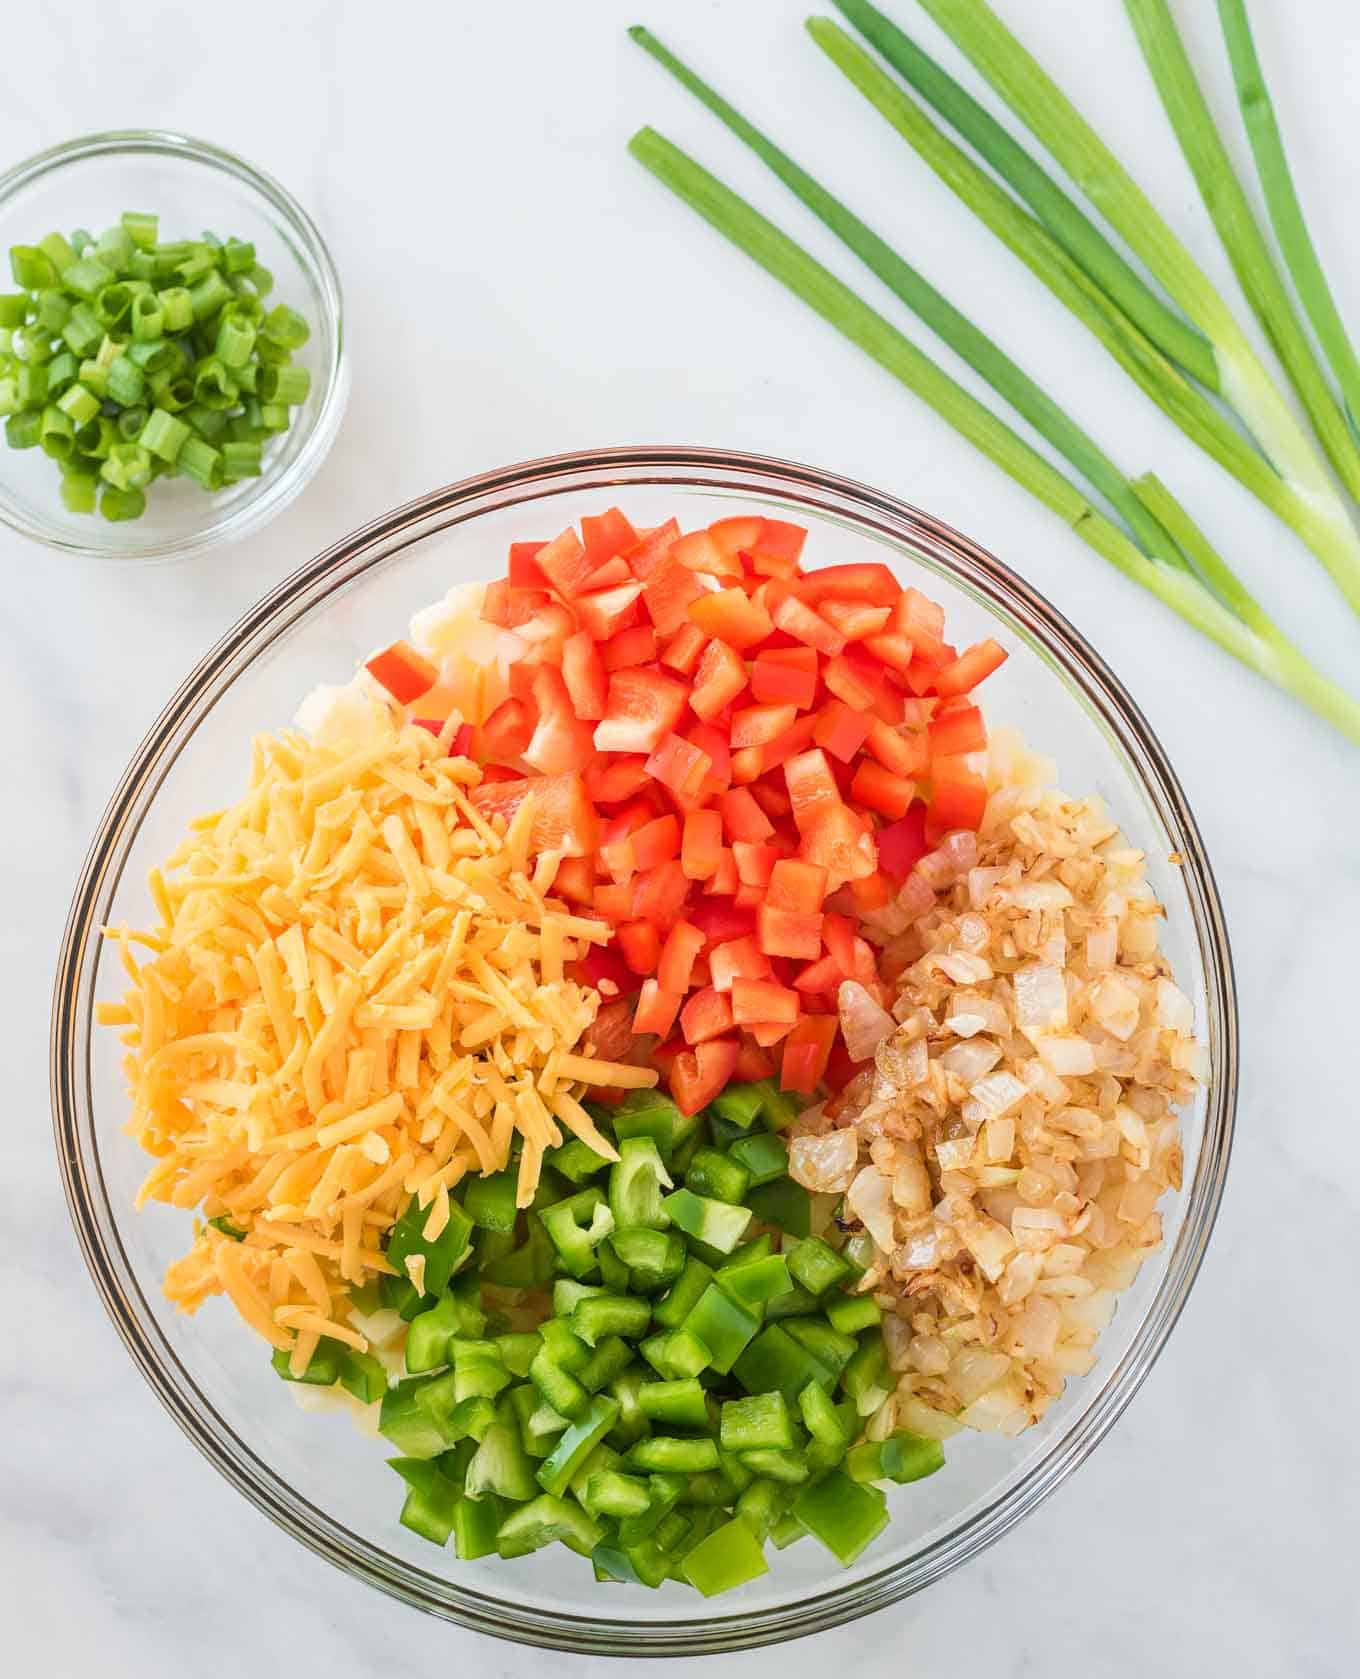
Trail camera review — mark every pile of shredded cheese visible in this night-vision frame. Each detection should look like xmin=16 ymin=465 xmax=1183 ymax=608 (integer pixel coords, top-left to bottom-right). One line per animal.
xmin=98 ymin=711 xmax=653 ymax=1374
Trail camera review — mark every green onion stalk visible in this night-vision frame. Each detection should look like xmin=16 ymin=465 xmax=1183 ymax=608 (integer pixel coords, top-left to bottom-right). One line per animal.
xmin=1123 ymin=0 xmax=1360 ymax=502
xmin=625 ymin=125 xmax=1360 ymax=743
xmin=854 ymin=0 xmax=1360 ymax=617
xmin=1216 ymin=0 xmax=1360 ymax=435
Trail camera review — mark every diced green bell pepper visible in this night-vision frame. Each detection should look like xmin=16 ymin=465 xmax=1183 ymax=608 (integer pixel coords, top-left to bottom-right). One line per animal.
xmin=540 ymin=1315 xmax=590 ymax=1372
xmin=716 ymin=1251 xmax=791 ymax=1309
xmin=684 ymin=1146 xmax=751 ymax=1205
xmin=463 ymin=1168 xmax=519 ymax=1233
xmin=680 ymin=1515 xmax=770 ymax=1596
xmin=609 ymin=1227 xmax=686 ymax=1291
xmin=548 ymin=1138 xmax=614 ymax=1183
xmin=728 ymin=1131 xmax=789 ymax=1185
xmin=846 ymin=1432 xmax=946 ymax=1485
xmin=663 ymin=1188 xmax=752 ymax=1255
xmin=793 ymin=1469 xmax=889 ymax=1564
xmin=529 ymin=1348 xmax=590 ymax=1421
xmin=787 ymin=1235 xmax=854 ymax=1297
xmin=626 ymin=1434 xmax=720 ymax=1474
xmin=339 ymin=1347 xmax=388 ymax=1404
xmin=653 ymin=1256 xmax=714 ymax=1329
xmin=720 ymin=1391 xmax=794 ymax=1454
xmin=640 ymin=1328 xmax=711 ymax=1381
xmin=453 ymin=1489 xmax=502 ymax=1559
xmin=582 ymin=1468 xmax=652 ymax=1520
xmin=386 ymin=1195 xmax=474 ymax=1297
xmin=798 ymin=1379 xmax=850 ymax=1449
xmin=379 ymin=1375 xmax=452 ymax=1459
xmin=739 ymin=1446 xmax=809 ymax=1485
xmin=389 ymin=1457 xmax=461 ymax=1546
xmin=825 ymin=1293 xmax=883 ymax=1336
xmin=579 ymin=1333 xmax=634 ymax=1394
xmin=608 ymin=1135 xmax=673 ymax=1230
xmin=405 ymin=1292 xmax=461 ymax=1373
xmin=735 ymin=1476 xmax=787 ymax=1543
xmin=785 ymin=1318 xmax=857 ymax=1378
xmin=541 ymin=1188 xmax=616 ymax=1279
xmin=465 ymin=1410 xmax=539 ymax=1503
xmin=744 ymin=1177 xmax=812 ymax=1237
xmin=607 ymin=1368 xmax=652 ymax=1448
xmin=271 ymin=1343 xmax=341 ymax=1386
xmin=682 ymin=1285 xmax=761 ymax=1374
xmin=450 ymin=1336 xmax=512 ymax=1402
xmin=494 ymin=1330 xmax=543 ymax=1378
xmin=841 ymin=1332 xmax=891 ymax=1411
xmin=733 ymin=1324 xmax=836 ymax=1407
xmin=481 ymin=1211 xmax=554 ymax=1289
xmin=571 ymin=1292 xmax=652 ymax=1346
xmin=496 ymin=1493 xmax=603 ymax=1559
xmin=637 ymin=1377 xmax=710 ymax=1430
xmin=536 ymin=1394 xmax=621 ymax=1498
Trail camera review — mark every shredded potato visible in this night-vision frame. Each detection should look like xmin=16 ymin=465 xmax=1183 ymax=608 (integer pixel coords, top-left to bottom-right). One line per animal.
xmin=103 ymin=712 xmax=648 ymax=1357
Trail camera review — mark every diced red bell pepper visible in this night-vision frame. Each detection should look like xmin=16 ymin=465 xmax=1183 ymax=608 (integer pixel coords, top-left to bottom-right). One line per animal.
xmin=705 ymin=847 xmax=739 ymax=895
xmin=793 ymin=953 xmax=842 ymax=996
xmin=580 ymin=507 xmax=639 ymax=569
xmin=849 ymin=870 xmax=894 ymax=911
xmin=812 ymin=699 xmax=871 ymax=763
xmin=929 ymin=757 xmax=988 ymax=831
xmin=686 ymin=723 xmax=732 ymax=796
xmin=709 ymin=934 xmax=772 ymax=992
xmin=524 ymin=666 xmax=594 ymax=774
xmin=863 ymin=631 xmax=915 ymax=673
xmin=800 ymin=802 xmax=877 ymax=884
xmin=729 ymin=747 xmax=763 ymax=786
xmin=824 ymin=650 xmax=904 ymax=724
xmin=732 ymin=881 xmax=767 ymax=910
xmin=617 ymin=919 xmax=662 ymax=975
xmin=823 ymin=1041 xmax=869 ymax=1097
xmin=780 ymin=1014 xmax=837 ymax=1094
xmin=681 ymin=809 xmax=723 ymax=880
xmin=552 ymin=856 xmax=596 ymax=905
xmin=599 ymin=799 xmax=655 ymax=879
xmin=622 ymin=518 xmax=681 ymax=581
xmin=603 ymin=625 xmax=659 ymax=672
xmin=579 ymin=556 xmax=634 ymax=594
xmin=706 ymin=515 xmax=766 ymax=566
xmin=659 ymin=622 xmax=708 ymax=677
xmin=508 ymin=541 xmax=549 ymax=589
xmin=594 ymin=881 xmax=634 ymax=921
xmin=867 ymin=719 xmax=930 ymax=779
xmin=575 ymin=583 xmax=643 ymax=643
xmin=733 ymin=840 xmax=778 ymax=889
xmin=730 ymin=702 xmax=797 ymax=750
xmin=643 ymin=560 xmax=704 ymax=636
xmin=894 ymin=587 xmax=948 ymax=660
xmin=577 ymin=944 xmax=638 ymax=1003
xmin=632 ymin=858 xmax=690 ymax=927
xmin=366 ymin=640 xmax=439 ymax=706
xmin=482 ymin=581 xmax=551 ymax=630
xmin=470 ymin=771 xmax=598 ymax=858
xmin=796 ymin=563 xmax=899 ymax=608
xmin=818 ymin=600 xmax=893 ymax=641
xmin=748 ymin=1020 xmax=796 ymax=1047
xmin=876 ymin=804 xmax=930 ymax=881
xmin=477 ymin=764 xmax=526 ymax=784
xmin=753 ymin=519 xmax=808 ymax=565
xmin=645 ymin=733 xmax=712 ymax=799
xmin=518 ymin=600 xmax=579 ymax=665
xmin=670 ymin=1036 xmax=740 ymax=1116
xmin=851 ymin=759 xmax=916 ymax=820
xmin=633 ymin=979 xmax=683 ymax=1038
xmin=768 ymin=858 xmax=828 ymax=912
xmin=630 ymin=814 xmax=682 ymax=871
xmin=479 ymin=696 xmax=535 ymax=761
xmin=928 ymin=703 xmax=987 ymax=758
xmin=734 ymin=1040 xmax=777 ymax=1082
xmin=690 ymin=638 xmax=748 ymax=722
xmin=561 ymin=631 xmax=607 ymax=721
xmin=906 ymin=652 xmax=952 ymax=697
xmin=533 ymin=527 xmax=596 ymax=598
xmin=594 ymin=667 xmax=690 ymax=754
xmin=756 ymin=903 xmax=824 ymax=960
xmin=772 ymin=593 xmax=846 ymax=657
xmin=680 ymin=985 xmax=735 ymax=1046
xmin=761 ymin=713 xmax=819 ymax=775
xmin=746 ymin=549 xmax=800 ymax=580
xmin=672 ymin=528 xmax=742 ymax=581
xmin=750 ymin=645 xmax=818 ymax=708
xmin=585 ymin=755 xmax=652 ymax=805
xmin=719 ymin=786 xmax=774 ymax=843
xmin=821 ymin=912 xmax=857 ymax=977
xmin=750 ymin=779 xmax=793 ymax=823
xmin=689 ymin=587 xmax=774 ymax=652
xmin=731 ymin=978 xmax=800 ymax=1027
xmin=658 ymin=920 xmax=705 ymax=993
xmin=689 ymin=900 xmax=756 ymax=947
xmin=783 ymin=748 xmax=842 ymax=835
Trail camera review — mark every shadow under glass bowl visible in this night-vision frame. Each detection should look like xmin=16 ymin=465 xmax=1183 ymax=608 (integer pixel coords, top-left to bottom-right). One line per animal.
xmin=51 ymin=447 xmax=1236 ymax=1654
xmin=0 ymin=129 xmax=347 ymax=561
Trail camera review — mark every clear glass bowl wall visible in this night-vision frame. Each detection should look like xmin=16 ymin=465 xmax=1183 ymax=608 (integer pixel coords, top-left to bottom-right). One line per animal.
xmin=52 ymin=448 xmax=1236 ymax=1653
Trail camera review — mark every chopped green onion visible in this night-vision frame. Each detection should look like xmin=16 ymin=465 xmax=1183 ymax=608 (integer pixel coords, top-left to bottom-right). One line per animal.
xmin=56 ymin=383 xmax=99 ymax=426
xmin=60 ymin=471 xmax=98 ymax=514
xmin=121 ymin=211 xmax=159 ymax=249
xmin=10 ymin=246 xmax=57 ymax=289
xmin=261 ymin=302 xmax=310 ymax=348
xmin=139 ymin=407 xmax=191 ymax=463
xmin=99 ymin=484 xmax=145 ymax=521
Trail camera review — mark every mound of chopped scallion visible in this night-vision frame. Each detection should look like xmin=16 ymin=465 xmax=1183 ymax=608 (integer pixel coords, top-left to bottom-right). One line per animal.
xmin=0 ymin=211 xmax=310 ymax=521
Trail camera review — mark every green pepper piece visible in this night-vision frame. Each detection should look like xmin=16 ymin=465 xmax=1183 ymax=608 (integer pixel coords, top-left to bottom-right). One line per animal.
xmin=626 ymin=1434 xmax=721 ymax=1475
xmin=541 ymin=1188 xmax=616 ymax=1279
xmin=785 ymin=1318 xmax=857 ymax=1378
xmin=608 ymin=1135 xmax=673 ymax=1231
xmin=481 ymin=1210 xmax=555 ymax=1289
xmin=465 ymin=1410 xmax=539 ymax=1502
xmin=716 ymin=1251 xmax=791 ymax=1309
xmin=680 ymin=1515 xmax=770 ymax=1596
xmin=536 ymin=1395 xmax=622 ymax=1498
xmin=463 ymin=1169 xmax=519 ymax=1233
xmin=728 ymin=1131 xmax=789 ymax=1185
xmin=404 ymin=1293 xmax=461 ymax=1373
xmin=453 ymin=1490 xmax=502 ymax=1559
xmin=733 ymin=1324 xmax=836 ymax=1406
xmin=610 ymin=1227 xmax=686 ymax=1292
xmin=386 ymin=1196 xmax=474 ymax=1297
xmin=637 ymin=1377 xmax=710 ymax=1430
xmin=579 ymin=1333 xmax=634 ymax=1394
xmin=684 ymin=1146 xmax=751 ymax=1205
xmin=793 ymin=1469 xmax=889 ymax=1564
xmin=270 ymin=1343 xmax=341 ymax=1386
xmin=572 ymin=1293 xmax=653 ymax=1346
xmin=744 ymin=1177 xmax=812 ymax=1237
xmin=663 ymin=1188 xmax=752 ymax=1255
xmin=389 ymin=1457 xmax=461 ymax=1546
xmin=682 ymin=1284 xmax=761 ymax=1374
xmin=339 ymin=1347 xmax=388 ymax=1404
xmin=639 ymin=1328 xmax=711 ymax=1381
xmin=825 ymin=1293 xmax=884 ymax=1336
xmin=494 ymin=1330 xmax=543 ymax=1379
xmin=798 ymin=1378 xmax=850 ymax=1449
xmin=720 ymin=1391 xmax=795 ymax=1454
xmin=653 ymin=1256 xmax=715 ymax=1330
xmin=496 ymin=1493 xmax=604 ymax=1559
xmin=787 ymin=1235 xmax=854 ymax=1297
xmin=549 ymin=1138 xmax=614 ymax=1184
xmin=379 ymin=1375 xmax=452 ymax=1458
xmin=735 ymin=1476 xmax=787 ymax=1543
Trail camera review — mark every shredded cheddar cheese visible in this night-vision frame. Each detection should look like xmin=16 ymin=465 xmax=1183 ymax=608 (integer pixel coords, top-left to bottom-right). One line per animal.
xmin=103 ymin=712 xmax=648 ymax=1358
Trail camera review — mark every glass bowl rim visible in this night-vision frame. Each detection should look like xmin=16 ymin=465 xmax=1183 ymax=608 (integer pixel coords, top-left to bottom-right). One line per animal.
xmin=0 ymin=126 xmax=348 ymax=562
xmin=50 ymin=444 xmax=1237 ymax=1654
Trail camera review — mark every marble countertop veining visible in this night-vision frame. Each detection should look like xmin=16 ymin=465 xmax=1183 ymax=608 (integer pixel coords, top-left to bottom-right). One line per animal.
xmin=4 ymin=0 xmax=1359 ymax=1672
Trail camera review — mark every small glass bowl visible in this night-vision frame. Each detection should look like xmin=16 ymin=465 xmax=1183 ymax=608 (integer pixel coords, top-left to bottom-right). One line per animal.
xmin=52 ymin=449 xmax=1237 ymax=1652
xmin=0 ymin=129 xmax=347 ymax=561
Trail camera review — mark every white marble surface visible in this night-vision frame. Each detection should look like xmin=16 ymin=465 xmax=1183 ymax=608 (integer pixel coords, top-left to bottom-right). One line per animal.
xmin=5 ymin=0 xmax=1359 ymax=1670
